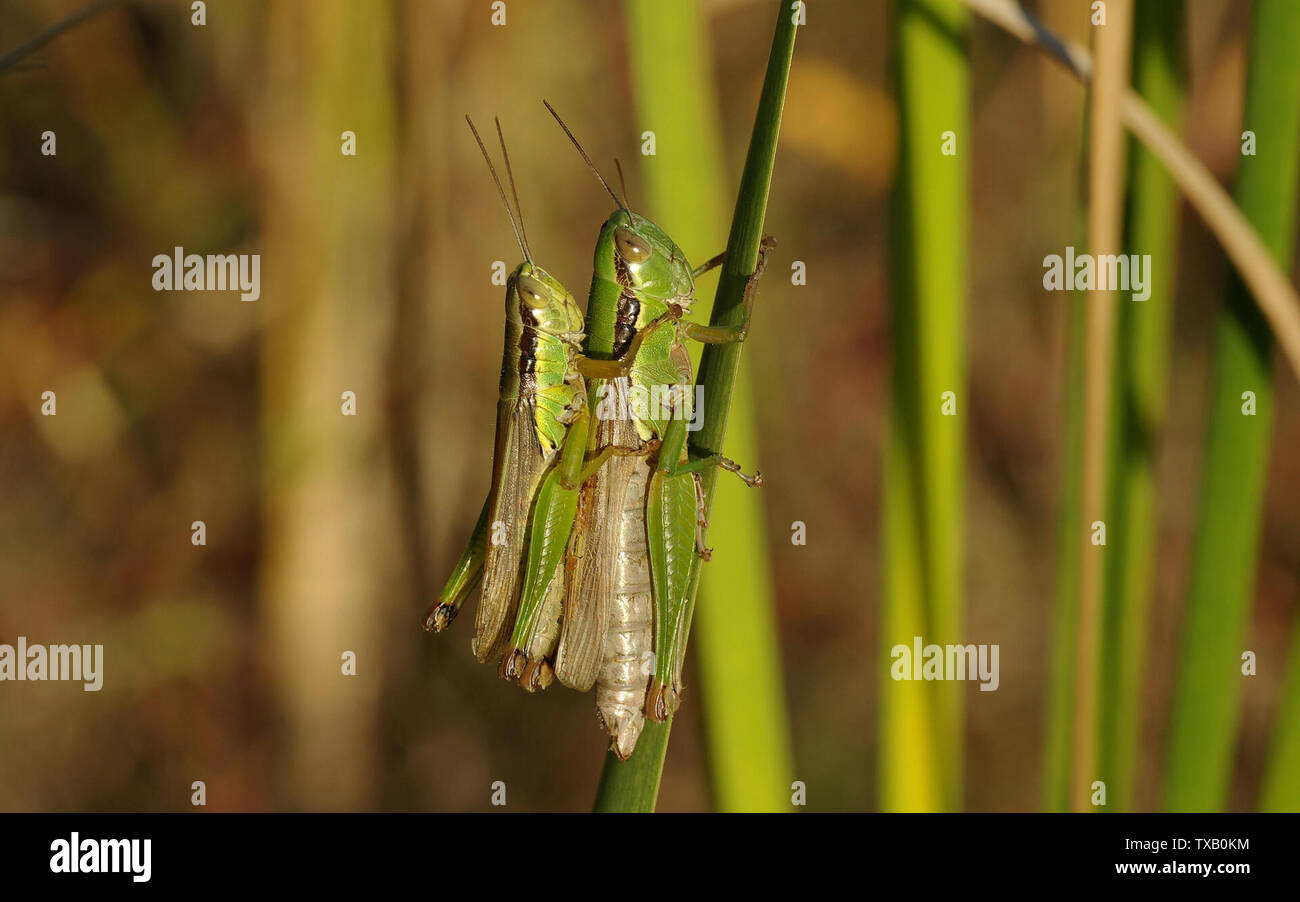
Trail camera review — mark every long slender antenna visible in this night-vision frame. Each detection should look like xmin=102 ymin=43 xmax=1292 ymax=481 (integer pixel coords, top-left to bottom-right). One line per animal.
xmin=494 ymin=117 xmax=532 ymax=263
xmin=613 ymin=158 xmax=633 ymax=211
xmin=542 ymin=99 xmax=627 ymax=213
xmin=466 ymin=115 xmax=530 ymax=263
xmin=0 ymin=0 xmax=124 ymax=73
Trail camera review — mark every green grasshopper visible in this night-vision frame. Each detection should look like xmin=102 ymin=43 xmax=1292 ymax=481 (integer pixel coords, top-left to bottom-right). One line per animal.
xmin=424 ymin=116 xmax=677 ymax=693
xmin=542 ymin=103 xmax=774 ymax=758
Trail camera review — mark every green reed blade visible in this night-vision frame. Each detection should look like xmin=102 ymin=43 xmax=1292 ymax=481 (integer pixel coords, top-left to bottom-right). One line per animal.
xmin=1163 ymin=0 xmax=1300 ymax=812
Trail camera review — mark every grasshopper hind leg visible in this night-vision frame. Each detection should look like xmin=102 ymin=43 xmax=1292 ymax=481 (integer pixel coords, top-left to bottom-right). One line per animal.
xmin=424 ymin=599 xmax=462 ymax=633
xmin=499 ymin=412 xmax=600 ymax=691
xmin=520 ymin=657 xmax=555 ymax=692
xmin=422 ymin=494 xmax=491 ymax=633
xmin=498 ymin=647 xmax=527 ymax=682
xmin=504 ymin=562 xmax=565 ymax=693
xmin=647 ymin=682 xmax=680 ymax=723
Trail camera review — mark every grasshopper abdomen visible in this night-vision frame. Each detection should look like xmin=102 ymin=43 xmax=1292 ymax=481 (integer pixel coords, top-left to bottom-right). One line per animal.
xmin=595 ymin=454 xmax=654 ymax=760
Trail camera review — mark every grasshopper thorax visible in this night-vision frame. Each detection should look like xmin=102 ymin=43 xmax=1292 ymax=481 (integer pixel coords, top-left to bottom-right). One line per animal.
xmin=594 ymin=209 xmax=695 ymax=309
xmin=508 ymin=262 xmax=584 ymax=345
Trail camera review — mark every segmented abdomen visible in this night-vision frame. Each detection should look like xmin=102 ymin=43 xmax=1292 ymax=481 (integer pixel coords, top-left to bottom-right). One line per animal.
xmin=595 ymin=454 xmax=653 ymax=760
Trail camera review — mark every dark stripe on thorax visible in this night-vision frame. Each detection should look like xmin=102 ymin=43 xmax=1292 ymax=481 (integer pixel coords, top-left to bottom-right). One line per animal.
xmin=517 ymin=309 xmax=538 ymax=385
xmin=613 ymin=256 xmax=640 ymax=359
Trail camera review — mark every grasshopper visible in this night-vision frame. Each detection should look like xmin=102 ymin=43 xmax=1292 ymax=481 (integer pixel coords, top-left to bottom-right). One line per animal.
xmin=543 ymin=103 xmax=773 ymax=758
xmin=424 ymin=116 xmax=677 ymax=693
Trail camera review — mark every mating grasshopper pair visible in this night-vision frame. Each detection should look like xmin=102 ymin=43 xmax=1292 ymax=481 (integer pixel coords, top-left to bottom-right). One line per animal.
xmin=424 ymin=104 xmax=774 ymax=759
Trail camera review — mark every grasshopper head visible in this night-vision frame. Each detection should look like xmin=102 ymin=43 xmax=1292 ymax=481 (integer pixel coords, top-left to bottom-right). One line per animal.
xmin=509 ymin=262 xmax=584 ymax=342
xmin=537 ymin=104 xmax=694 ymax=307
xmin=594 ymin=209 xmax=695 ymax=308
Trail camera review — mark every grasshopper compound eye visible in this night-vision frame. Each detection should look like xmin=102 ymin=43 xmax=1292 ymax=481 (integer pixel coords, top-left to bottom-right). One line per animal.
xmin=614 ymin=226 xmax=652 ymax=264
xmin=516 ymin=273 xmax=550 ymax=309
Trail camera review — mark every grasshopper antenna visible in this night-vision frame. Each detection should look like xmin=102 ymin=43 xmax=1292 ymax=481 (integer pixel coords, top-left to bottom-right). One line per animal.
xmin=542 ymin=99 xmax=627 ymax=214
xmin=494 ymin=117 xmax=533 ymax=263
xmin=613 ymin=158 xmax=634 ymax=211
xmin=466 ymin=114 xmax=531 ymax=264
xmin=0 ymin=0 xmax=124 ymax=73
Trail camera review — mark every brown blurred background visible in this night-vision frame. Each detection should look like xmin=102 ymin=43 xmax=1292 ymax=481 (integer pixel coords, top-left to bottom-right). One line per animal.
xmin=0 ymin=0 xmax=1295 ymax=812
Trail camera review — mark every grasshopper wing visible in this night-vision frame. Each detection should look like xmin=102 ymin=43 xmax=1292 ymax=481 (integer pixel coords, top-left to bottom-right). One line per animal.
xmin=474 ymin=397 xmax=553 ymax=663
xmin=555 ymin=376 xmax=642 ymax=691
xmin=556 ymin=457 xmax=638 ymax=692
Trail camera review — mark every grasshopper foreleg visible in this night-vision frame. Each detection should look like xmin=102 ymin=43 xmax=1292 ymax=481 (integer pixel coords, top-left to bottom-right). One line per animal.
xmin=682 ymin=234 xmax=777 ymax=344
xmin=691 ymin=251 xmax=725 ymax=279
xmin=575 ymin=308 xmax=682 ymax=380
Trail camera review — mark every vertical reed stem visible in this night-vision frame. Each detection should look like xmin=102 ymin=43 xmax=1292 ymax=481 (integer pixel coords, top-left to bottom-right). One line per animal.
xmin=1164 ymin=0 xmax=1300 ymax=812
xmin=593 ymin=1 xmax=797 ymax=813
xmin=1073 ymin=0 xmax=1132 ymax=813
xmin=881 ymin=0 xmax=969 ymax=811
xmin=1260 ymin=616 xmax=1300 ymax=810
xmin=1098 ymin=0 xmax=1184 ymax=811
xmin=619 ymin=0 xmax=794 ymax=814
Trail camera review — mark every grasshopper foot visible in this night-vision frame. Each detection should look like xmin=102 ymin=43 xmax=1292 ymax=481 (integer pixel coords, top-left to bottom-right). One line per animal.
xmin=719 ymin=456 xmax=763 ymax=487
xmin=646 ymin=682 xmax=681 ymax=722
xmin=734 ymin=234 xmax=778 ymax=343
xmin=498 ymin=647 xmax=527 ymax=683
xmin=422 ymin=602 xmax=458 ymax=632
xmin=520 ymin=657 xmax=554 ymax=693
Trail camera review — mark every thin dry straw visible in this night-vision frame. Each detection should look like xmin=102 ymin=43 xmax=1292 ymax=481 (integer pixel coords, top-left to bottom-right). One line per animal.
xmin=963 ymin=0 xmax=1300 ymax=386
xmin=1074 ymin=0 xmax=1133 ymax=813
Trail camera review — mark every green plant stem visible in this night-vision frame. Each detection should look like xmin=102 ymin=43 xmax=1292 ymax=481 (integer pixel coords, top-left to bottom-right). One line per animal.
xmin=1097 ymin=0 xmax=1184 ymax=812
xmin=1044 ymin=272 xmax=1087 ymax=812
xmin=1260 ymin=616 xmax=1300 ymax=810
xmin=880 ymin=0 xmax=968 ymax=813
xmin=593 ymin=0 xmax=797 ymax=813
xmin=618 ymin=0 xmax=793 ymax=814
xmin=1163 ymin=0 xmax=1300 ymax=812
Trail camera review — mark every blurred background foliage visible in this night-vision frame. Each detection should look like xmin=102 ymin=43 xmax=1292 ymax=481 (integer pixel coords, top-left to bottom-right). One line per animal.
xmin=0 ymin=0 xmax=1297 ymax=811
